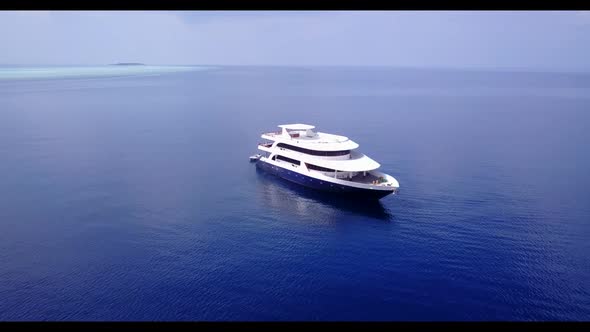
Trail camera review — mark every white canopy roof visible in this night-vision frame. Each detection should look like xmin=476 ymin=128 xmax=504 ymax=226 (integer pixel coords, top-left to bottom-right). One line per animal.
xmin=294 ymin=138 xmax=359 ymax=151
xmin=278 ymin=123 xmax=315 ymax=130
xmin=262 ymin=130 xmax=360 ymax=151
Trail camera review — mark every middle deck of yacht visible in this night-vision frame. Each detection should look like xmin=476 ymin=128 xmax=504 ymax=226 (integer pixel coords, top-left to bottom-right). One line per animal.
xmin=258 ymin=143 xmax=382 ymax=172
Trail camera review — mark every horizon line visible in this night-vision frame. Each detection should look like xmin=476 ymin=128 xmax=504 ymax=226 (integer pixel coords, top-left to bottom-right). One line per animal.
xmin=1 ymin=63 xmax=589 ymax=74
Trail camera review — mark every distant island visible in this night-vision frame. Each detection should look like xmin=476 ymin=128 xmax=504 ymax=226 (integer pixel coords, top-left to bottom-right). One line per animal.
xmin=110 ymin=63 xmax=145 ymax=66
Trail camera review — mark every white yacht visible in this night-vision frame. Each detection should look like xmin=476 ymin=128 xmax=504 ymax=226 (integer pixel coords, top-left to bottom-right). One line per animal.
xmin=255 ymin=124 xmax=399 ymax=199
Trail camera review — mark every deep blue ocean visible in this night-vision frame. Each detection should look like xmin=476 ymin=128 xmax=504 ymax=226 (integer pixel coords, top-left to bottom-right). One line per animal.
xmin=0 ymin=66 xmax=589 ymax=321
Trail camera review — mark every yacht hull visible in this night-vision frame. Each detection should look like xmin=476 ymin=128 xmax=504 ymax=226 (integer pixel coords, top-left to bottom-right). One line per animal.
xmin=256 ymin=160 xmax=394 ymax=199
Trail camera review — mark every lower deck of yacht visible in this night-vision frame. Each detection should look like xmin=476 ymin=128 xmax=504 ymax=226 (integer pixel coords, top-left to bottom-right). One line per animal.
xmin=308 ymin=169 xmax=388 ymax=185
xmin=347 ymin=172 xmax=381 ymax=184
xmin=263 ymin=156 xmax=393 ymax=187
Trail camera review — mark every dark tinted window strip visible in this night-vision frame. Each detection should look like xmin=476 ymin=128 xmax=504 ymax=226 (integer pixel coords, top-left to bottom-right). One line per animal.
xmin=275 ymin=155 xmax=301 ymax=166
xmin=306 ymin=163 xmax=337 ymax=173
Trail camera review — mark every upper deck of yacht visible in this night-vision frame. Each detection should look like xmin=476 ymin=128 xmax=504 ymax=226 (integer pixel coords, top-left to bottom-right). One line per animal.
xmin=261 ymin=124 xmax=360 ymax=151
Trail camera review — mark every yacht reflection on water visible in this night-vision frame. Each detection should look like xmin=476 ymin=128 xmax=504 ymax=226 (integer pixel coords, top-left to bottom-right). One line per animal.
xmin=255 ymin=167 xmax=393 ymax=221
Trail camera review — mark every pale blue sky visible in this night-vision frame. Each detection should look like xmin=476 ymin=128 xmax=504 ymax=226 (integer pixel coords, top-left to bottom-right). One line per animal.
xmin=1 ymin=11 xmax=589 ymax=70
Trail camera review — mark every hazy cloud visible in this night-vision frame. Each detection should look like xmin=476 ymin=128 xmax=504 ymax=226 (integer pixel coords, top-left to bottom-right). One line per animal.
xmin=0 ymin=11 xmax=589 ymax=70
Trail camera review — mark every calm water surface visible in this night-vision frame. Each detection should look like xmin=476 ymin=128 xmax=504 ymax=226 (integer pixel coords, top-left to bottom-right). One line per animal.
xmin=0 ymin=66 xmax=589 ymax=320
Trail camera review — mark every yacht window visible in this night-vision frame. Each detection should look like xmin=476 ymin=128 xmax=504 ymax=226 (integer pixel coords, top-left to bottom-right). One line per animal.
xmin=306 ymin=163 xmax=336 ymax=172
xmin=276 ymin=155 xmax=300 ymax=165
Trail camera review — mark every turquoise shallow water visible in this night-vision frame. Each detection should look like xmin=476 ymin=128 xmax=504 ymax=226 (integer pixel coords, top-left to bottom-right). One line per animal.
xmin=0 ymin=66 xmax=589 ymax=321
xmin=0 ymin=65 xmax=210 ymax=80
